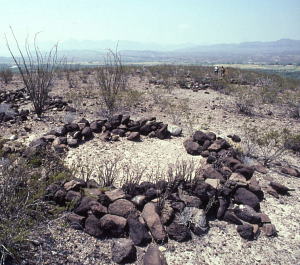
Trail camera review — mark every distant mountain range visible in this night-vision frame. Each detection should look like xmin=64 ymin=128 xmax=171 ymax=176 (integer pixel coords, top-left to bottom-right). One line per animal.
xmin=1 ymin=39 xmax=300 ymax=65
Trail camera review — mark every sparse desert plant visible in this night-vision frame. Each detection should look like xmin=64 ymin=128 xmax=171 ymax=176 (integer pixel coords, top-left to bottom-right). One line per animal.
xmin=235 ymin=87 xmax=257 ymax=116
xmin=6 ymin=28 xmax=61 ymax=117
xmin=0 ymin=148 xmax=70 ymax=264
xmin=120 ymin=163 xmax=147 ymax=195
xmin=95 ymin=156 xmax=122 ymax=187
xmin=96 ymin=49 xmax=127 ymax=117
xmin=241 ymin=122 xmax=293 ymax=166
xmin=0 ymin=68 xmax=13 ymax=85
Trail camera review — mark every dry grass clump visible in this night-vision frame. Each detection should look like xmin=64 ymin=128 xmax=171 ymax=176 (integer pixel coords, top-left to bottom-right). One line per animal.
xmin=0 ymin=147 xmax=71 ymax=264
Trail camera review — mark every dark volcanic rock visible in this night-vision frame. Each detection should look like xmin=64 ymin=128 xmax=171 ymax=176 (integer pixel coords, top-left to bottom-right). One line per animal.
xmin=127 ymin=215 xmax=152 ymax=246
xmin=234 ymin=187 xmax=260 ymax=210
xmin=66 ymin=213 xmax=85 ymax=230
xmin=166 ymin=222 xmax=192 ymax=242
xmin=143 ymin=245 xmax=167 ymax=265
xmin=127 ymin=132 xmax=141 ymax=141
xmin=192 ymin=131 xmax=208 ymax=144
xmin=269 ymin=182 xmax=290 ymax=194
xmin=237 ymin=224 xmax=254 ymax=240
xmin=84 ymin=215 xmax=103 ymax=238
xmin=223 ymin=210 xmax=243 ymax=225
xmin=142 ymin=203 xmax=167 ymax=243
xmin=183 ymin=139 xmax=201 ymax=155
xmin=99 ymin=214 xmax=127 ymax=237
xmin=108 ymin=199 xmax=137 ymax=218
xmin=234 ymin=205 xmax=261 ymax=224
xmin=111 ymin=238 xmax=136 ymax=264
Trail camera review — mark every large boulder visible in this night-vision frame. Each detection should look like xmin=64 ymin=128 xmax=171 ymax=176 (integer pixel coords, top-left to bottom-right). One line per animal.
xmin=111 ymin=238 xmax=136 ymax=264
xmin=99 ymin=214 xmax=127 ymax=237
xmin=183 ymin=139 xmax=201 ymax=155
xmin=234 ymin=205 xmax=261 ymax=224
xmin=192 ymin=131 xmax=208 ymax=144
xmin=66 ymin=213 xmax=85 ymax=230
xmin=84 ymin=215 xmax=103 ymax=238
xmin=127 ymin=214 xmax=152 ymax=246
xmin=108 ymin=199 xmax=137 ymax=218
xmin=234 ymin=187 xmax=260 ymax=210
xmin=166 ymin=222 xmax=192 ymax=242
xmin=143 ymin=245 xmax=168 ymax=265
xmin=142 ymin=203 xmax=167 ymax=243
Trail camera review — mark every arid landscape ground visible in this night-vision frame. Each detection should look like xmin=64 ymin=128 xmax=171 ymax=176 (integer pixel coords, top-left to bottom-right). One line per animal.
xmin=0 ymin=65 xmax=300 ymax=265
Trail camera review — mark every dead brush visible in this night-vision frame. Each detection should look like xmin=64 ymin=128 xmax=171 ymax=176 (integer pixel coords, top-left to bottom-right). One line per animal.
xmin=120 ymin=163 xmax=148 ymax=196
xmin=95 ymin=156 xmax=122 ymax=187
xmin=156 ymin=159 xmax=201 ymax=214
xmin=0 ymin=68 xmax=13 ymax=85
xmin=241 ymin=122 xmax=294 ymax=166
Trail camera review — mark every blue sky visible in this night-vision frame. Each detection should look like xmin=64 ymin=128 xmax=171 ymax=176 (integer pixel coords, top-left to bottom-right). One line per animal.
xmin=0 ymin=0 xmax=299 ymax=54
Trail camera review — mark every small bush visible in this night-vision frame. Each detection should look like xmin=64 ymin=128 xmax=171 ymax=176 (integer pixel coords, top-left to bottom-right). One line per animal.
xmin=242 ymin=123 xmax=293 ymax=166
xmin=96 ymin=49 xmax=128 ymax=117
xmin=0 ymin=69 xmax=13 ymax=84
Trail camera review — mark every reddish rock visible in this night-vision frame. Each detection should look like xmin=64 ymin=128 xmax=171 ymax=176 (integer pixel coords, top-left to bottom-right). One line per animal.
xmin=142 ymin=203 xmax=167 ymax=243
xmin=84 ymin=215 xmax=103 ymax=238
xmin=108 ymin=199 xmax=137 ymax=218
xmin=100 ymin=214 xmax=127 ymax=237
xmin=234 ymin=187 xmax=260 ymax=210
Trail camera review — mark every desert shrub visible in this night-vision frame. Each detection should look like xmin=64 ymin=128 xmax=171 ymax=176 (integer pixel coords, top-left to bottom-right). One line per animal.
xmin=0 ymin=69 xmax=13 ymax=85
xmin=94 ymin=156 xmax=122 ymax=187
xmin=0 ymin=148 xmax=70 ymax=264
xmin=118 ymin=89 xmax=144 ymax=112
xmin=120 ymin=163 xmax=148 ymax=195
xmin=156 ymin=159 xmax=201 ymax=214
xmin=235 ymin=87 xmax=257 ymax=116
xmin=6 ymin=28 xmax=61 ymax=117
xmin=241 ymin=123 xmax=295 ymax=166
xmin=96 ymin=49 xmax=128 ymax=117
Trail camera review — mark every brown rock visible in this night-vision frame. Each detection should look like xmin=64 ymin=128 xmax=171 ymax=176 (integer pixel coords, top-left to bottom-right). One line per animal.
xmin=142 ymin=203 xmax=167 ymax=243
xmin=261 ymin=223 xmax=277 ymax=237
xmin=143 ymin=245 xmax=168 ymax=265
xmin=111 ymin=239 xmax=136 ymax=264
xmin=266 ymin=186 xmax=279 ymax=198
xmin=84 ymin=215 xmax=103 ymax=238
xmin=127 ymin=132 xmax=141 ymax=141
xmin=105 ymin=189 xmax=126 ymax=202
xmin=66 ymin=213 xmax=85 ymax=230
xmin=108 ymin=199 xmax=137 ymax=217
xmin=99 ymin=214 xmax=127 ymax=237
xmin=281 ymin=167 xmax=300 ymax=177
xmin=269 ymin=181 xmax=290 ymax=194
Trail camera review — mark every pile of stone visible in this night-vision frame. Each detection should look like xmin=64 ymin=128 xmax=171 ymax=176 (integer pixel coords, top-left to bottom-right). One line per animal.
xmin=183 ymin=130 xmax=279 ymax=239
xmin=47 ymin=96 xmax=75 ymax=112
xmin=178 ymin=79 xmax=210 ymax=91
xmin=38 ymin=115 xmax=182 ymax=152
xmin=0 ymin=103 xmax=29 ymax=124
xmin=0 ymin=87 xmax=28 ymax=104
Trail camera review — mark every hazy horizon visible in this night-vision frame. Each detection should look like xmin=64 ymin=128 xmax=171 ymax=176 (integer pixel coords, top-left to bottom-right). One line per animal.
xmin=0 ymin=0 xmax=300 ymax=56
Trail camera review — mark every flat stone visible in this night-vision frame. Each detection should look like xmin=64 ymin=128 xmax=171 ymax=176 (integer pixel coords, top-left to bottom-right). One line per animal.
xmin=108 ymin=199 xmax=137 ymax=218
xmin=142 ymin=203 xmax=167 ymax=243
xmin=105 ymin=189 xmax=126 ymax=202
